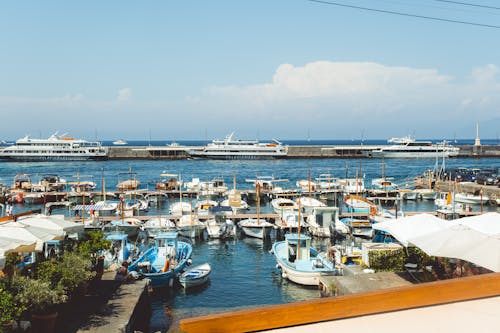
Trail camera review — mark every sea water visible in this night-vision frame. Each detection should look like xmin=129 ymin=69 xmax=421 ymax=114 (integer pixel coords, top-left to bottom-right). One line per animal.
xmin=0 ymin=157 xmax=498 ymax=332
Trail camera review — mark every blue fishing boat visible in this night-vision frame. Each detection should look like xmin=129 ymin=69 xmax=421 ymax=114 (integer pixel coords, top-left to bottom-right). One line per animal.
xmin=272 ymin=233 xmax=338 ymax=286
xmin=128 ymin=232 xmax=192 ymax=288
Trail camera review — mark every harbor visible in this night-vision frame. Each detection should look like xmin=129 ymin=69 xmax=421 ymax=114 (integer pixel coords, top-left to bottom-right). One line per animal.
xmin=0 ymin=155 xmax=498 ymax=332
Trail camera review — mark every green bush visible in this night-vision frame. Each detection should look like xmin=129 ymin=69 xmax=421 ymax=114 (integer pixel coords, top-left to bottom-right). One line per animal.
xmin=0 ymin=284 xmax=25 ymax=332
xmin=37 ymin=252 xmax=95 ymax=294
xmin=10 ymin=276 xmax=67 ymax=315
xmin=76 ymin=231 xmax=111 ymax=265
xmin=368 ymin=248 xmax=407 ymax=272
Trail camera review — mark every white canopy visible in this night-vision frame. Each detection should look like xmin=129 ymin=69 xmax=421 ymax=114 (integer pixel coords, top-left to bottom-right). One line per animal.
xmin=455 ymin=212 xmax=500 ymax=235
xmin=0 ymin=221 xmax=63 ymax=252
xmin=0 ymin=236 xmax=37 ymax=255
xmin=372 ymin=213 xmax=452 ymax=247
xmin=17 ymin=214 xmax=84 ymax=235
xmin=409 ymin=223 xmax=500 ymax=272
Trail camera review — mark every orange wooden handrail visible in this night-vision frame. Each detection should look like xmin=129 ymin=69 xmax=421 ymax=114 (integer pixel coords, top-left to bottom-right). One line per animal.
xmin=180 ymin=273 xmax=500 ymax=333
xmin=0 ymin=209 xmax=42 ymax=223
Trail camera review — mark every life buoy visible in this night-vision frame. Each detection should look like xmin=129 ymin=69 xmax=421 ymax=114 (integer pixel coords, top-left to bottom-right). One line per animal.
xmin=370 ymin=206 xmax=376 ymax=215
xmin=281 ymin=219 xmax=287 ymax=227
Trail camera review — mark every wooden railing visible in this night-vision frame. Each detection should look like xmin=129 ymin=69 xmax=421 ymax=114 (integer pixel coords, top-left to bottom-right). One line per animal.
xmin=0 ymin=209 xmax=41 ymax=223
xmin=180 ymin=272 xmax=500 ymax=333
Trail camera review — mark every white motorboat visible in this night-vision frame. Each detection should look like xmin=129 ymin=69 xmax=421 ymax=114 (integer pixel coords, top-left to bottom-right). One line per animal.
xmin=454 ymin=192 xmax=490 ymax=205
xmin=179 ymin=263 xmax=211 ymax=289
xmin=296 ymin=196 xmax=326 ymax=214
xmin=271 ymin=198 xmax=298 ymax=214
xmin=195 ymin=199 xmax=218 ymax=215
xmin=0 ymin=132 xmax=108 ymax=161
xmin=306 ymin=206 xmax=340 ymax=238
xmin=338 ymin=178 xmax=365 ymax=194
xmin=142 ymin=217 xmax=176 ymax=238
xmin=343 ymin=195 xmax=377 ymax=215
xmin=176 ymin=214 xmax=206 ymax=239
xmin=103 ymin=218 xmax=142 ymax=238
xmin=113 ymin=139 xmax=128 ymax=145
xmin=169 ymin=201 xmax=193 ymax=216
xmin=238 ymin=218 xmax=274 ymax=239
xmin=276 ymin=210 xmax=308 ymax=234
xmin=204 ymin=214 xmax=237 ymax=239
xmin=188 ymin=132 xmax=288 ymax=160
xmin=364 ymin=136 xmax=459 ymax=158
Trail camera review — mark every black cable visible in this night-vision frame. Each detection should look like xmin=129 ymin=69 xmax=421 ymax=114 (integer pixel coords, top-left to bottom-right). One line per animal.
xmin=434 ymin=0 xmax=500 ymax=11
xmin=306 ymin=0 xmax=500 ymax=29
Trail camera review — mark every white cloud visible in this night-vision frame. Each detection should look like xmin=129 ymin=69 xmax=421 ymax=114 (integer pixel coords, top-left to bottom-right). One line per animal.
xmin=117 ymin=88 xmax=132 ymax=102
xmin=0 ymin=62 xmax=498 ymax=139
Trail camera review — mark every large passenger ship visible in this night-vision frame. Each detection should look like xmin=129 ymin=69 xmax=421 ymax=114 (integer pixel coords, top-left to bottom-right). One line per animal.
xmin=363 ymin=136 xmax=459 ymax=159
xmin=0 ymin=132 xmax=108 ymax=161
xmin=188 ymin=132 xmax=288 ymax=159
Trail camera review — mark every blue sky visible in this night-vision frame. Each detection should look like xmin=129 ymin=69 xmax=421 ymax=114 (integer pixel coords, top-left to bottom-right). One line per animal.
xmin=1 ymin=0 xmax=499 ymax=140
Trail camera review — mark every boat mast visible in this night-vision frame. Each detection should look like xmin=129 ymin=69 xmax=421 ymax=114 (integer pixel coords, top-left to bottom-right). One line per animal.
xmin=297 ymin=199 xmax=301 ymax=260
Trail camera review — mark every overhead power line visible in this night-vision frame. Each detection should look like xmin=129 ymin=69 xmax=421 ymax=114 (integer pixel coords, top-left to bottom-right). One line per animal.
xmin=306 ymin=0 xmax=500 ymax=29
xmin=434 ymin=0 xmax=500 ymax=11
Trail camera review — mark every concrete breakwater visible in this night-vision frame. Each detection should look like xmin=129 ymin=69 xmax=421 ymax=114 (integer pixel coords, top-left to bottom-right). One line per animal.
xmin=108 ymin=144 xmax=500 ymax=160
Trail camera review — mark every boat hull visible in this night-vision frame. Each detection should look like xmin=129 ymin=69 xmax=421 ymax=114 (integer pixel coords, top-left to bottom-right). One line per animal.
xmin=273 ymin=242 xmax=336 ymax=286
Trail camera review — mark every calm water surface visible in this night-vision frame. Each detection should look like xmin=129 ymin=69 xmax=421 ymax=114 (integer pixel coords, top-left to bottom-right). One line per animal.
xmin=0 ymin=157 xmax=498 ymax=332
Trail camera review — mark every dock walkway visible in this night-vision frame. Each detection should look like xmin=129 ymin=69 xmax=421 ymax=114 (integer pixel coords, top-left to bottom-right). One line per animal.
xmin=54 ymin=271 xmax=151 ymax=333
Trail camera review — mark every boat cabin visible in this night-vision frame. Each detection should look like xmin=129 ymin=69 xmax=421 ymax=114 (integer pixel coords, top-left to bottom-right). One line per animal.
xmin=155 ymin=232 xmax=179 ymax=260
xmin=311 ymin=207 xmax=339 ymax=229
xmin=285 ymin=233 xmax=311 ymax=263
xmin=44 ymin=240 xmax=62 ymax=259
xmin=106 ymin=233 xmax=130 ymax=263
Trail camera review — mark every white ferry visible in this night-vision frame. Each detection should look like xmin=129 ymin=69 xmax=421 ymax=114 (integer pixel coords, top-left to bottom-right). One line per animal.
xmin=363 ymin=136 xmax=459 ymax=159
xmin=188 ymin=132 xmax=288 ymax=160
xmin=0 ymin=132 xmax=108 ymax=161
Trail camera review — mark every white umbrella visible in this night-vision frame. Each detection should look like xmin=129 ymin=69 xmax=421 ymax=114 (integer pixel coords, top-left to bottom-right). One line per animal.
xmin=456 ymin=212 xmax=500 ymax=235
xmin=0 ymin=237 xmax=37 ymax=254
xmin=408 ymin=223 xmax=500 ymax=272
xmin=372 ymin=213 xmax=451 ymax=247
xmin=17 ymin=214 xmax=84 ymax=235
xmin=0 ymin=221 xmax=63 ymax=251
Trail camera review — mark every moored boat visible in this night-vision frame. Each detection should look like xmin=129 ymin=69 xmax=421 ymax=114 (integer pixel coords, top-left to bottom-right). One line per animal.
xmin=0 ymin=132 xmax=108 ymax=161
xmin=128 ymin=232 xmax=192 ymax=288
xmin=343 ymin=195 xmax=377 ymax=215
xmin=238 ymin=218 xmax=274 ymax=239
xmin=179 ymin=263 xmax=211 ymax=289
xmin=273 ymin=233 xmax=338 ymax=286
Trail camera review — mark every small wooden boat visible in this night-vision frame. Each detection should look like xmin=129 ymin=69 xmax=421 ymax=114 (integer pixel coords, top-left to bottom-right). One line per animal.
xmin=179 ymin=263 xmax=211 ymax=289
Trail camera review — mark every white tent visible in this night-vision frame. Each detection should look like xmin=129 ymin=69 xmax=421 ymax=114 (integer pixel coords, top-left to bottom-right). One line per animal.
xmin=455 ymin=212 xmax=500 ymax=235
xmin=0 ymin=237 xmax=37 ymax=254
xmin=17 ymin=214 xmax=84 ymax=235
xmin=0 ymin=236 xmax=38 ymax=269
xmin=0 ymin=221 xmax=63 ymax=251
xmin=408 ymin=223 xmax=500 ymax=272
xmin=372 ymin=213 xmax=452 ymax=247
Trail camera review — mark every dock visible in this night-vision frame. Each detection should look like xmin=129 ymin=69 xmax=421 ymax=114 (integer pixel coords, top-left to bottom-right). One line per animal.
xmin=55 ymin=272 xmax=151 ymax=333
xmin=105 ymin=144 xmax=500 ymax=160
